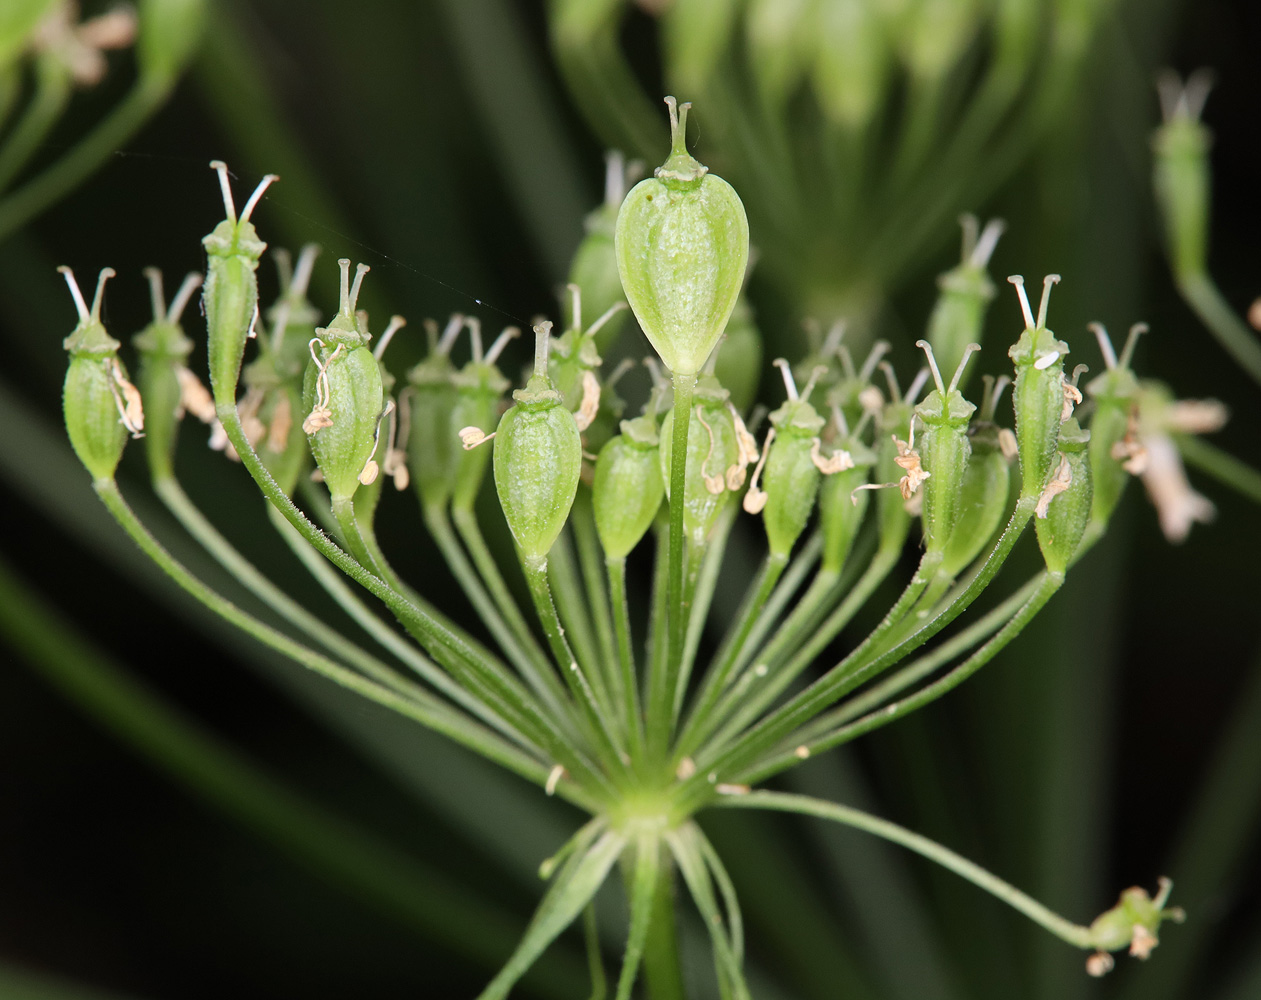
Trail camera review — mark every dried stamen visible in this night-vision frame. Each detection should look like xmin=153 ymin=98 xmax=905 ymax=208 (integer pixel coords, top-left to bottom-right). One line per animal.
xmin=742 ymin=427 xmax=775 ymax=513
xmin=302 ymin=338 xmax=342 ymax=434
xmin=107 ymin=357 xmax=144 ymax=438
xmin=1034 ymin=453 xmax=1073 ymax=518
xmin=175 ymin=366 xmax=216 ymax=423
xmin=811 ymin=438 xmax=853 ymax=474
xmin=459 ymin=426 xmax=494 ymax=450
xmin=266 ymin=394 xmax=292 ymax=453
xmin=574 ymin=370 xmax=601 ymax=431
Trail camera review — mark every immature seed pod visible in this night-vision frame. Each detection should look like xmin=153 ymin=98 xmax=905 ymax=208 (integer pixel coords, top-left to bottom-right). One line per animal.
xmin=566 ymin=152 xmax=633 ymax=352
xmin=860 ymin=364 xmax=930 ymax=553
xmin=203 ymin=161 xmax=277 ymax=408
xmin=926 ymin=216 xmax=1003 ymax=391
xmin=450 ymin=318 xmax=514 ymax=513
xmin=1085 ymin=879 xmax=1183 ymax=975
xmin=264 ymin=245 xmax=323 ymax=380
xmin=820 ymin=330 xmax=890 ymax=432
xmin=1153 ymin=72 xmax=1213 ymax=282
xmin=593 ymin=405 xmax=665 ymax=560
xmin=817 ymin=410 xmax=876 ymax=575
xmin=301 ymin=260 xmax=385 ymax=503
xmin=940 ymin=376 xmax=1014 ymax=579
xmin=1085 ymin=322 xmax=1144 ymax=531
xmin=658 ymin=376 xmax=740 ymax=545
xmin=549 ymin=285 xmax=608 ymax=412
xmin=914 ymin=341 xmax=979 ymax=555
xmin=749 ymin=361 xmax=836 ymax=559
xmin=132 ymin=268 xmax=203 ymax=481
xmin=407 ymin=314 xmax=462 ymax=511
xmin=493 ymin=323 xmax=583 ymax=559
xmin=61 ymin=267 xmax=138 ymax=481
xmin=240 ymin=245 xmax=323 ymax=496
xmin=1034 ymin=417 xmax=1092 ymax=576
xmin=615 ymin=97 xmax=749 ymax=377
xmin=352 ymin=315 xmax=408 ymax=526
xmin=548 ymin=283 xmax=627 ymax=454
xmin=1007 ymin=274 xmax=1071 ymax=502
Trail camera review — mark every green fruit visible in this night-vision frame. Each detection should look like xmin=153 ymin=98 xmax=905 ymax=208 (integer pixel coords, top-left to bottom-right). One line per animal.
xmin=1007 ymin=274 xmax=1071 ymax=501
xmin=61 ymin=267 xmax=145 ymax=483
xmin=493 ymin=324 xmax=583 ymax=559
xmin=593 ymin=414 xmax=664 ymax=560
xmin=615 ymin=97 xmax=749 ymax=377
xmin=302 ymin=260 xmax=385 ymax=502
xmin=914 ymin=341 xmax=978 ymax=555
xmin=202 ymin=162 xmax=274 ymax=408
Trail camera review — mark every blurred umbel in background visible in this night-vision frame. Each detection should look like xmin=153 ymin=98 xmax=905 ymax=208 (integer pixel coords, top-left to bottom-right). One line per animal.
xmin=1 ymin=1 xmax=1260 ymax=998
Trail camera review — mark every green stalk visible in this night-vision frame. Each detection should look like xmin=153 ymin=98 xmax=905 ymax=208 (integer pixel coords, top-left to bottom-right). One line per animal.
xmin=1176 ymin=433 xmax=1261 ymax=505
xmin=335 ymin=495 xmax=424 ymax=612
xmin=703 ymin=528 xmax=876 ymax=737
xmin=607 ymin=556 xmax=645 ymax=765
xmin=615 ymin=833 xmax=661 ymax=1000
xmin=453 ymin=504 xmax=564 ymax=694
xmin=647 ymin=518 xmax=671 ymax=712
xmin=665 ymin=823 xmax=750 ymax=1000
xmin=684 ymin=499 xmax=1035 ymax=801
xmin=549 ymin=527 xmax=611 ymax=710
xmin=676 ymin=506 xmax=738 ymax=716
xmin=477 ymin=827 xmax=627 ymax=1000
xmin=710 ymin=531 xmax=824 ymax=692
xmin=572 ymin=489 xmax=621 ymax=708
xmin=807 ymin=574 xmax=1043 ymax=737
xmin=522 ymin=552 xmax=630 ymax=781
xmin=335 ymin=494 xmax=534 ymax=714
xmin=1177 ymin=272 xmax=1261 ymax=389
xmin=691 ymin=542 xmax=900 ymax=762
xmin=0 ymin=79 xmax=170 ymax=242
xmin=672 ymin=539 xmax=708 ymax=717
xmin=694 ymin=828 xmax=744 ymax=964
xmin=92 ymin=477 xmax=570 ymax=795
xmin=155 ymin=476 xmax=441 ymax=712
xmin=268 ymin=503 xmax=546 ymax=748
xmin=652 ymin=370 xmax=697 ymax=763
xmin=219 ymin=407 xmax=616 ymax=802
xmin=0 ymin=54 xmax=72 ymax=192
xmin=424 ymin=502 xmax=571 ymax=721
xmin=719 ymin=791 xmax=1095 ymax=950
xmin=741 ymin=572 xmax=1062 ymax=784
xmin=675 ymin=551 xmax=787 ymax=759
xmin=639 ymin=855 xmax=685 ymax=1000
xmin=583 ymin=903 xmax=608 ymax=1000
xmin=0 ymin=554 xmax=588 ymax=995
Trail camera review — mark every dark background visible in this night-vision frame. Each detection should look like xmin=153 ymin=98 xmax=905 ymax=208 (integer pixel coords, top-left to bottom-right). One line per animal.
xmin=1 ymin=1 xmax=1260 ymax=998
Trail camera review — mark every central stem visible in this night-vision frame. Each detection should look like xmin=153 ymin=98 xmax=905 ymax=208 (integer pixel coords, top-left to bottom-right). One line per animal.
xmin=654 ymin=370 xmax=697 ymax=764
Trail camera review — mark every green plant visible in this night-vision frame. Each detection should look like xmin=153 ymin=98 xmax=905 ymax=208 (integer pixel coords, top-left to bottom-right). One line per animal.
xmin=59 ymin=89 xmax=1251 ymax=994
xmin=7 ymin=3 xmax=1261 ymax=998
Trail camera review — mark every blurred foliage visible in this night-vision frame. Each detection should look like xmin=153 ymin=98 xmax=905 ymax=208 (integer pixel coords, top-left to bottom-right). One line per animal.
xmin=1 ymin=0 xmax=1260 ymax=998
